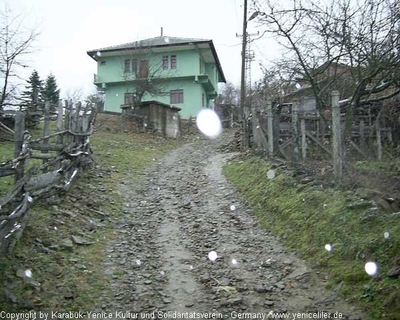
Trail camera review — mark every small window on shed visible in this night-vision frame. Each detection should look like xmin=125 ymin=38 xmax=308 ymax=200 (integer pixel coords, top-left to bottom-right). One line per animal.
xmin=100 ymin=60 xmax=106 ymax=66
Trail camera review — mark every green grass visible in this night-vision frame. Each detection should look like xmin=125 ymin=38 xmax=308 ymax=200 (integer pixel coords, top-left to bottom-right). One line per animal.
xmin=224 ymin=156 xmax=400 ymax=320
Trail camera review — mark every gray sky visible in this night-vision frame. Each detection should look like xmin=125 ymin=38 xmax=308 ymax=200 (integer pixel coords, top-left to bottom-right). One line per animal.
xmin=4 ymin=0 xmax=275 ymax=99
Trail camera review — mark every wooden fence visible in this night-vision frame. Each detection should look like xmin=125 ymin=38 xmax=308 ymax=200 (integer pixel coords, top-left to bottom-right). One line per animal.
xmin=0 ymin=100 xmax=96 ymax=253
xmin=249 ymin=91 xmax=394 ymax=181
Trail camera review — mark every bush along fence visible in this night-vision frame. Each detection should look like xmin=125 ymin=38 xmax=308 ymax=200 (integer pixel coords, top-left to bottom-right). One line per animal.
xmin=248 ymin=90 xmax=395 ymax=182
xmin=0 ymin=100 xmax=97 ymax=253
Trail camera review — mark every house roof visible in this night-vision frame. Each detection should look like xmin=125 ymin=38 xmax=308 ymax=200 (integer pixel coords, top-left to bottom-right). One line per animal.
xmin=87 ymin=36 xmax=226 ymax=83
xmin=88 ymin=36 xmax=211 ymax=52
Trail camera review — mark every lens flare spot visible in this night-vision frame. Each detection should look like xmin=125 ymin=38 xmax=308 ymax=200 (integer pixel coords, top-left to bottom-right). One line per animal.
xmin=164 ymin=37 xmax=170 ymax=43
xmin=267 ymin=169 xmax=275 ymax=180
xmin=189 ymin=265 xmax=194 ymax=270
xmin=365 ymin=261 xmax=378 ymax=276
xmin=230 ymin=205 xmax=236 ymax=211
xmin=325 ymin=244 xmax=332 ymax=252
xmin=208 ymin=251 xmax=218 ymax=262
xmin=196 ymin=109 xmax=222 ymax=139
xmin=384 ymin=232 xmax=390 ymax=239
xmin=135 ymin=259 xmax=141 ymax=266
xmin=25 ymin=269 xmax=32 ymax=278
xmin=96 ymin=51 xmax=101 ymax=57
xmin=231 ymin=259 xmax=238 ymax=265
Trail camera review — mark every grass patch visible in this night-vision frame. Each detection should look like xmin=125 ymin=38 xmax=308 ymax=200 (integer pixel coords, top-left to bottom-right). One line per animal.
xmin=224 ymin=156 xmax=400 ymax=320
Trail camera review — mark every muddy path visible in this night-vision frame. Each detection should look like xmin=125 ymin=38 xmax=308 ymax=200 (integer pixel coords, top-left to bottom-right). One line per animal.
xmin=97 ymin=135 xmax=364 ymax=319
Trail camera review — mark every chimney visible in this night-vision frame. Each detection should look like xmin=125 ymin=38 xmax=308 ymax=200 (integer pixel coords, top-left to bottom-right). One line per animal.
xmin=161 ymin=27 xmax=163 ymax=37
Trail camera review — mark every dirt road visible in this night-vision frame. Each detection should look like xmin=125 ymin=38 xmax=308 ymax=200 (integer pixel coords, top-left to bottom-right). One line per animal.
xmin=96 ymin=134 xmax=364 ymax=319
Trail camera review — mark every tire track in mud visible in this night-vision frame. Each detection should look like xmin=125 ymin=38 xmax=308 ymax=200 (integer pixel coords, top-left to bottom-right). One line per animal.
xmin=97 ymin=136 xmax=365 ymax=320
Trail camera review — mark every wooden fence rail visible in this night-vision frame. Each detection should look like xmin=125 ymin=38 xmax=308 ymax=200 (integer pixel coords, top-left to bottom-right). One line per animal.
xmin=0 ymin=100 xmax=96 ymax=253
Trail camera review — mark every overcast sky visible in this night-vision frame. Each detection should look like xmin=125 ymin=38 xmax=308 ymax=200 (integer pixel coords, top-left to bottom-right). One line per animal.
xmin=4 ymin=0 xmax=277 ymax=99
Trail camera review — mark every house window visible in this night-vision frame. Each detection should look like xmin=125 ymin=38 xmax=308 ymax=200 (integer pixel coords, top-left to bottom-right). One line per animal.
xmin=124 ymin=93 xmax=136 ymax=105
xmin=162 ymin=55 xmax=169 ymax=70
xmin=124 ymin=59 xmax=130 ymax=73
xmin=139 ymin=60 xmax=149 ymax=78
xmin=100 ymin=60 xmax=106 ymax=66
xmin=199 ymin=58 xmax=202 ymax=74
xmin=132 ymin=59 xmax=138 ymax=75
xmin=171 ymin=55 xmax=177 ymax=69
xmin=170 ymin=89 xmax=183 ymax=104
xmin=202 ymin=94 xmax=205 ymax=107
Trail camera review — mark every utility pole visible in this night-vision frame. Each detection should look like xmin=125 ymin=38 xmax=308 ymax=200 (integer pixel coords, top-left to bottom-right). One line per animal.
xmin=240 ymin=0 xmax=248 ymax=148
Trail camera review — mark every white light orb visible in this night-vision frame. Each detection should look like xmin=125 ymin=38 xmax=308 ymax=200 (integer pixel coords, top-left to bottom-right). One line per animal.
xmin=384 ymin=232 xmax=390 ymax=239
xmin=196 ymin=109 xmax=222 ymax=139
xmin=324 ymin=244 xmax=332 ymax=252
xmin=208 ymin=251 xmax=218 ymax=262
xmin=365 ymin=261 xmax=378 ymax=276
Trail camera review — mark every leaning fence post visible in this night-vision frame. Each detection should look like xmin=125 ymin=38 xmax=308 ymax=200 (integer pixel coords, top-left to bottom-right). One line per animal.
xmin=266 ymin=99 xmax=274 ymax=157
xmin=331 ymin=90 xmax=343 ymax=181
xmin=14 ymin=112 xmax=25 ymax=184
xmin=292 ymin=99 xmax=300 ymax=165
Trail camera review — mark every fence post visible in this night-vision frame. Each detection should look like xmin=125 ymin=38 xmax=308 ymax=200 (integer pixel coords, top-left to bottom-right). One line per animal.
xmin=292 ymin=99 xmax=300 ymax=165
xmin=376 ymin=116 xmax=382 ymax=160
xmin=266 ymin=99 xmax=274 ymax=157
xmin=42 ymin=101 xmax=50 ymax=170
xmin=64 ymin=100 xmax=71 ymax=143
xmin=331 ymin=90 xmax=343 ymax=181
xmin=14 ymin=112 xmax=25 ymax=184
xmin=273 ymin=102 xmax=281 ymax=155
xmin=56 ymin=100 xmax=64 ymax=169
xmin=301 ymin=117 xmax=307 ymax=159
xmin=359 ymin=119 xmax=365 ymax=153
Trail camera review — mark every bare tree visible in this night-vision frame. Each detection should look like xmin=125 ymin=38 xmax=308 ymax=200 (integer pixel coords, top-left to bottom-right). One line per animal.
xmin=215 ymin=81 xmax=240 ymax=105
xmin=256 ymin=63 xmax=298 ymax=105
xmin=0 ymin=5 xmax=39 ymax=110
xmin=121 ymin=46 xmax=176 ymax=112
xmin=65 ymin=87 xmax=83 ymax=104
xmin=253 ymin=0 xmax=400 ymax=137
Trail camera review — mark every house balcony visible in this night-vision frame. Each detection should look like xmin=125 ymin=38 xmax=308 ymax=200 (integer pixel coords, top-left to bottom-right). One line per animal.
xmin=195 ymin=74 xmax=217 ymax=98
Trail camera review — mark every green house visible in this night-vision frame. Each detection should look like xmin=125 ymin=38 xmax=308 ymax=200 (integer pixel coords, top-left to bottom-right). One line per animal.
xmin=87 ymin=36 xmax=226 ymax=119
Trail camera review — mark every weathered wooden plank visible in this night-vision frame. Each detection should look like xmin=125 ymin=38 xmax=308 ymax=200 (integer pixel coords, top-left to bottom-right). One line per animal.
xmin=25 ymin=170 xmax=64 ymax=192
xmin=30 ymin=153 xmax=58 ymax=160
xmin=350 ymin=140 xmax=368 ymax=159
xmin=301 ymin=118 xmax=307 ymax=159
xmin=331 ymin=90 xmax=343 ymax=181
xmin=0 ymin=167 xmax=16 ymax=178
xmin=13 ymin=113 xmax=25 ymax=184
xmin=305 ymin=131 xmax=332 ymax=155
xmin=0 ymin=193 xmax=31 ymax=221
xmin=29 ymin=142 xmax=65 ymax=151
xmin=292 ymin=99 xmax=300 ymax=165
xmin=42 ymin=101 xmax=51 ymax=170
xmin=0 ymin=169 xmax=34 ymax=208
